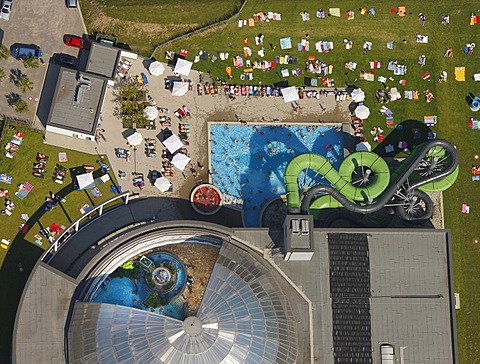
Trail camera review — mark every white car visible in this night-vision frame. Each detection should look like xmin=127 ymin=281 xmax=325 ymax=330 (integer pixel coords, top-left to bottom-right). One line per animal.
xmin=0 ymin=0 xmax=12 ymax=21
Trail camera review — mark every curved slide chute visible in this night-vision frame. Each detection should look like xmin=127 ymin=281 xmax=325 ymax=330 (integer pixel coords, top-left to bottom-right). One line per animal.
xmin=284 ymin=139 xmax=458 ymax=221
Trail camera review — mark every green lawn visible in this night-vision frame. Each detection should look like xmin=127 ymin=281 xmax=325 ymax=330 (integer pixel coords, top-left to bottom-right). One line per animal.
xmin=0 ymin=120 xmax=123 ymax=359
xmin=151 ymin=1 xmax=479 ymax=361
xmin=0 ymin=120 xmax=121 ymax=265
xmin=79 ymin=0 xmax=243 ymax=55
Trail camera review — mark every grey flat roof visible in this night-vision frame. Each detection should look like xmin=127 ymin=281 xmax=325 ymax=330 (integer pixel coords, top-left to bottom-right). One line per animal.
xmin=14 ymin=263 xmax=77 ymax=364
xmin=274 ymin=229 xmax=456 ymax=364
xmin=85 ymin=42 xmax=119 ymax=79
xmin=47 ymin=68 xmax=107 ymax=135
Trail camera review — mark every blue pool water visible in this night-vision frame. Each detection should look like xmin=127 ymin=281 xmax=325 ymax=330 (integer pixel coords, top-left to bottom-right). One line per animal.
xmin=92 ymin=252 xmax=187 ymax=320
xmin=210 ymin=123 xmax=343 ymax=226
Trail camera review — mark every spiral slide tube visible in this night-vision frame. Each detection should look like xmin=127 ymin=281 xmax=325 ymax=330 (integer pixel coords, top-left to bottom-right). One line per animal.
xmin=284 ymin=139 xmax=458 ymax=217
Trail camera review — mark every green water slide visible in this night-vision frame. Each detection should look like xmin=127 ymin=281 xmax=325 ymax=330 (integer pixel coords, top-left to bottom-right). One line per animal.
xmin=284 ymin=152 xmax=390 ymax=212
xmin=284 ymin=139 xmax=459 ymax=219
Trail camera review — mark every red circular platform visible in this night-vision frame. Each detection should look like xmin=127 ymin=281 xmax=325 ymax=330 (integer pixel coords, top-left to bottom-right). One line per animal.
xmin=190 ymin=184 xmax=222 ymax=215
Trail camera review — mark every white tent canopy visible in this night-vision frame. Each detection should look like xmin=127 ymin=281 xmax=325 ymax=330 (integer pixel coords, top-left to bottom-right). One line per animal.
xmin=149 ymin=61 xmax=165 ymax=76
xmin=281 ymin=86 xmax=299 ymax=103
xmin=154 ymin=177 xmax=171 ymax=192
xmin=354 ymin=105 xmax=371 ymax=119
xmin=76 ymin=172 xmax=94 ymax=190
xmin=127 ymin=131 xmax=143 ymax=146
xmin=351 ymin=88 xmax=365 ymax=102
xmin=356 ymin=141 xmax=372 ymax=152
xmin=172 ymin=82 xmax=189 ymax=96
xmin=174 ymin=58 xmax=192 ymax=76
xmin=163 ymin=134 xmax=183 ymax=153
xmin=143 ymin=106 xmax=158 ymax=121
xmin=171 ymin=153 xmax=191 ymax=171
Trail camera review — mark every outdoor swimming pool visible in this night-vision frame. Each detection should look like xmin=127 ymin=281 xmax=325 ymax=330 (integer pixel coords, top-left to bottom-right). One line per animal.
xmin=91 ymin=252 xmax=187 ymax=320
xmin=209 ymin=123 xmax=344 ymax=226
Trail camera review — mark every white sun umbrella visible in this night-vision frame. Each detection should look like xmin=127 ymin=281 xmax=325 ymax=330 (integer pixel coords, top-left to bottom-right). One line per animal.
xmin=127 ymin=131 xmax=143 ymax=146
xmin=356 ymin=141 xmax=372 ymax=152
xmin=171 ymin=153 xmax=191 ymax=171
xmin=154 ymin=177 xmax=171 ymax=192
xmin=163 ymin=133 xmax=183 ymax=153
xmin=174 ymin=58 xmax=192 ymax=76
xmin=76 ymin=172 xmax=94 ymax=190
xmin=281 ymin=86 xmax=299 ymax=103
xmin=354 ymin=104 xmax=371 ymax=119
xmin=351 ymin=88 xmax=365 ymax=102
xmin=172 ymin=82 xmax=189 ymax=96
xmin=143 ymin=106 xmax=158 ymax=121
xmin=149 ymin=61 xmax=165 ymax=76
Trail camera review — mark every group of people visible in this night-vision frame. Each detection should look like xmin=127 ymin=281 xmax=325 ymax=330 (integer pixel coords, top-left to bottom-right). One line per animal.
xmin=370 ymin=127 xmax=385 ymax=143
xmin=1 ymin=198 xmax=15 ymax=216
xmin=351 ymin=116 xmax=365 ymax=139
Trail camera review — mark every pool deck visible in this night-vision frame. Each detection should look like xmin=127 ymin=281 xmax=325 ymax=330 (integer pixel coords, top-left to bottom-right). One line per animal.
xmin=43 ymin=57 xmax=351 ymax=221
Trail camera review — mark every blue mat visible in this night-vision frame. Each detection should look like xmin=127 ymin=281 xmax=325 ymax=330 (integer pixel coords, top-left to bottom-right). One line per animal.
xmin=110 ymin=185 xmax=122 ymax=194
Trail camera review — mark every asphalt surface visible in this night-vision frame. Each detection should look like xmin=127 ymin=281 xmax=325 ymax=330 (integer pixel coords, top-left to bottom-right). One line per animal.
xmin=0 ymin=0 xmax=85 ymax=123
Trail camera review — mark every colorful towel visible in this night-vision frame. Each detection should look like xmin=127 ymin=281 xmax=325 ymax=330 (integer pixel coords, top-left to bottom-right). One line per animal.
xmin=0 ymin=174 xmax=12 ymax=184
xmin=58 ymin=152 xmax=68 ymax=162
xmin=455 ymin=67 xmax=466 ymax=81
xmin=279 ymin=37 xmax=292 ymax=50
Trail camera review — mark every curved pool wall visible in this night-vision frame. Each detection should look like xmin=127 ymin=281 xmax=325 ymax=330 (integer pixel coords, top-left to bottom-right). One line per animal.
xmin=209 ymin=123 xmax=343 ymax=226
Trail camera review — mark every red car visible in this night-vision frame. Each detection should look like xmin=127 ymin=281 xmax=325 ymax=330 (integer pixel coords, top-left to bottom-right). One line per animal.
xmin=64 ymin=35 xmax=90 ymax=49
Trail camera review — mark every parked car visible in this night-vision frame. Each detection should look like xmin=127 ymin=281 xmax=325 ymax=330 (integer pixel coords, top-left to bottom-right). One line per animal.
xmin=0 ymin=0 xmax=12 ymax=21
xmin=52 ymin=53 xmax=78 ymax=69
xmin=64 ymin=35 xmax=89 ymax=49
xmin=65 ymin=0 xmax=77 ymax=8
xmin=10 ymin=44 xmax=43 ymax=59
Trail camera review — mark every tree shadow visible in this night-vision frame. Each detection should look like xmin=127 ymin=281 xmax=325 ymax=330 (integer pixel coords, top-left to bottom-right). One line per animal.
xmin=9 ymin=68 xmax=24 ymax=86
xmin=5 ymin=92 xmax=21 ymax=106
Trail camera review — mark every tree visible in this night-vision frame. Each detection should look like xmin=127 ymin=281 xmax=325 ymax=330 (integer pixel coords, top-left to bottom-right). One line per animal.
xmin=0 ymin=45 xmax=9 ymax=60
xmin=16 ymin=75 xmax=33 ymax=93
xmin=12 ymin=99 xmax=29 ymax=113
xmin=22 ymin=56 xmax=40 ymax=69
xmin=121 ymin=260 xmax=134 ymax=270
xmin=119 ymin=81 xmax=147 ymax=127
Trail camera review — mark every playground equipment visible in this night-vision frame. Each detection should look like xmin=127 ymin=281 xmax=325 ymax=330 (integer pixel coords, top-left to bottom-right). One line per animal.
xmin=284 ymin=139 xmax=458 ymax=221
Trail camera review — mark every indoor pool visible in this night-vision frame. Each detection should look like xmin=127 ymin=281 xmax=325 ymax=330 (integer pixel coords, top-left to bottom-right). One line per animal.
xmin=209 ymin=123 xmax=343 ymax=226
xmin=91 ymin=252 xmax=188 ymax=320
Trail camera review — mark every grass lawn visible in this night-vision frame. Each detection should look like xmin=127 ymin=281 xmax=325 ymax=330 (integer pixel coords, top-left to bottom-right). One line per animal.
xmin=0 ymin=120 xmax=123 ymax=358
xmin=150 ymin=0 xmax=479 ymax=361
xmin=79 ymin=0 xmax=243 ymax=55
xmin=0 ymin=121 xmax=122 ymax=264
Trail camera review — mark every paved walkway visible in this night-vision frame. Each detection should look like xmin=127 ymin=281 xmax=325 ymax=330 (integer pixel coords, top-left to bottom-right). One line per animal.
xmin=45 ymin=56 xmax=351 ymax=202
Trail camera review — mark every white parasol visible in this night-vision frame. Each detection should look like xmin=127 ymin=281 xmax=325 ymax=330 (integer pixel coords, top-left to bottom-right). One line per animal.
xmin=149 ymin=61 xmax=165 ymax=76
xmin=354 ymin=105 xmax=371 ymax=119
xmin=127 ymin=132 xmax=143 ymax=146
xmin=143 ymin=106 xmax=158 ymax=121
xmin=174 ymin=58 xmax=192 ymax=76
xmin=172 ymin=82 xmax=189 ymax=96
xmin=356 ymin=141 xmax=372 ymax=152
xmin=154 ymin=177 xmax=172 ymax=192
xmin=171 ymin=153 xmax=191 ymax=171
xmin=76 ymin=172 xmax=94 ymax=190
xmin=351 ymin=88 xmax=365 ymax=102
xmin=163 ymin=134 xmax=183 ymax=153
xmin=281 ymin=86 xmax=299 ymax=103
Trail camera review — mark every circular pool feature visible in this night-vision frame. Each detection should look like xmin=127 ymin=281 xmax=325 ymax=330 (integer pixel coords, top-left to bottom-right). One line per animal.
xmin=152 ymin=267 xmax=172 ymax=287
xmin=190 ymin=184 xmax=222 ymax=215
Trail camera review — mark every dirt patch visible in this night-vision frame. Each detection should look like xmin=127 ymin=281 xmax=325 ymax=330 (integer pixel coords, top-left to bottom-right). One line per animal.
xmin=154 ymin=242 xmax=220 ymax=316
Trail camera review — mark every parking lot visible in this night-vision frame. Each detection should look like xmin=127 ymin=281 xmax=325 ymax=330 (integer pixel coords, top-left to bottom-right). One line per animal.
xmin=0 ymin=0 xmax=85 ymax=123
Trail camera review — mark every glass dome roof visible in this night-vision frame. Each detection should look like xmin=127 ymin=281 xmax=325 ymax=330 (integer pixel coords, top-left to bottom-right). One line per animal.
xmin=68 ymin=242 xmax=298 ymax=363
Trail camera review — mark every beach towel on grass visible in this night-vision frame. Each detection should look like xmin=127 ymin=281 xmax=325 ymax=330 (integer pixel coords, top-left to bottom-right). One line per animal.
xmin=280 ymin=37 xmax=292 ymax=50
xmin=329 ymin=8 xmax=340 ymax=17
xmin=455 ymin=67 xmax=466 ymax=81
